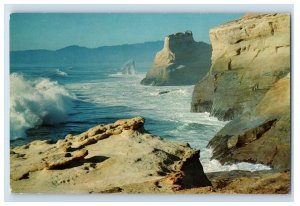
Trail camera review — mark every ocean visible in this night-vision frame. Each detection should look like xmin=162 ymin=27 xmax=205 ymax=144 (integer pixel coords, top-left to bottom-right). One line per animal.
xmin=10 ymin=63 xmax=270 ymax=173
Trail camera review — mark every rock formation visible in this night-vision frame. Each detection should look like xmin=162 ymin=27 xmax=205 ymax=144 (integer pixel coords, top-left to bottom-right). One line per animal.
xmin=191 ymin=14 xmax=290 ymax=170
xmin=10 ymin=116 xmax=290 ymax=194
xmin=180 ymin=170 xmax=290 ymax=194
xmin=10 ymin=117 xmax=211 ymax=193
xmin=191 ymin=13 xmax=290 ymax=120
xmin=141 ymin=30 xmax=212 ymax=86
xmin=121 ymin=59 xmax=136 ymax=75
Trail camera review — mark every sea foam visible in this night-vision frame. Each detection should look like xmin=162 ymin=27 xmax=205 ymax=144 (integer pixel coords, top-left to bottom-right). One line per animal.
xmin=55 ymin=69 xmax=68 ymax=77
xmin=10 ymin=73 xmax=74 ymax=139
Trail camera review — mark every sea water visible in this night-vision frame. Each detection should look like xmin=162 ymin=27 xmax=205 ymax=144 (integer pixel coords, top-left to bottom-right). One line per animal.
xmin=10 ymin=63 xmax=270 ymax=173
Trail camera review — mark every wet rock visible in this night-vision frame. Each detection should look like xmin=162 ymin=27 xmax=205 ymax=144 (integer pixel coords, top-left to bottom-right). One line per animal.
xmin=190 ymin=13 xmax=290 ymax=170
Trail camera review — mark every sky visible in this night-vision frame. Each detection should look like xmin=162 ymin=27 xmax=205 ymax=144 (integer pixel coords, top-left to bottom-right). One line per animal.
xmin=10 ymin=13 xmax=243 ymax=51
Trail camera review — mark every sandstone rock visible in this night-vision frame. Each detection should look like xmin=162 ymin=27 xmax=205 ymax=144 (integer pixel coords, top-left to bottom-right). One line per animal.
xmin=141 ymin=30 xmax=212 ymax=86
xmin=208 ymin=74 xmax=290 ymax=170
xmin=190 ymin=13 xmax=290 ymax=171
xmin=191 ymin=13 xmax=290 ymax=120
xmin=10 ymin=117 xmax=211 ymax=193
xmin=176 ymin=170 xmax=290 ymax=194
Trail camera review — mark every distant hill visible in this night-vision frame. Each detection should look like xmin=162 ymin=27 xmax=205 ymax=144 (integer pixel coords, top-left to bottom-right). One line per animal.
xmin=10 ymin=41 xmax=164 ymax=66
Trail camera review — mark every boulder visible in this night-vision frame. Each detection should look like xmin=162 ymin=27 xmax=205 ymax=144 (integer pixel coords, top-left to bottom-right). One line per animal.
xmin=10 ymin=117 xmax=211 ymax=193
xmin=141 ymin=30 xmax=212 ymax=86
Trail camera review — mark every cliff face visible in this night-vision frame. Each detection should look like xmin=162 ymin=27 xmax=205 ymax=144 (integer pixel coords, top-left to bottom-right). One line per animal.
xmin=10 ymin=117 xmax=211 ymax=193
xmin=141 ymin=31 xmax=212 ymax=86
xmin=191 ymin=13 xmax=290 ymax=120
xmin=191 ymin=13 xmax=290 ymax=170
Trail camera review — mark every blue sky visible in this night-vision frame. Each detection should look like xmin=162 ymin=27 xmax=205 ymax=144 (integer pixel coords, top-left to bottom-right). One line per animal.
xmin=10 ymin=13 xmax=243 ymax=51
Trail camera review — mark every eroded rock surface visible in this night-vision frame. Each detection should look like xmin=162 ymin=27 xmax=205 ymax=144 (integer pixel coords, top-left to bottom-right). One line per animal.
xmin=191 ymin=13 xmax=290 ymax=170
xmin=178 ymin=170 xmax=290 ymax=194
xmin=10 ymin=117 xmax=211 ymax=193
xmin=191 ymin=13 xmax=290 ymax=120
xmin=208 ymin=73 xmax=290 ymax=170
xmin=141 ymin=30 xmax=211 ymax=86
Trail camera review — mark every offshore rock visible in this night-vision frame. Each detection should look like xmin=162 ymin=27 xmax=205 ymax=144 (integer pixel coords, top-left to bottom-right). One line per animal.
xmin=121 ymin=59 xmax=136 ymax=75
xmin=141 ymin=30 xmax=211 ymax=86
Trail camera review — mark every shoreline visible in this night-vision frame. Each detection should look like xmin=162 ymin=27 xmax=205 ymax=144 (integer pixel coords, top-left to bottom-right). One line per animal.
xmin=10 ymin=117 xmax=289 ymax=194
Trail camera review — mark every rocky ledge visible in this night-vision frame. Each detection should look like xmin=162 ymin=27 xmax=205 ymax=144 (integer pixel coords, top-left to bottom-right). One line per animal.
xmin=191 ymin=14 xmax=290 ymax=171
xmin=10 ymin=117 xmax=290 ymax=194
xmin=180 ymin=170 xmax=290 ymax=194
xmin=10 ymin=117 xmax=211 ymax=193
xmin=141 ymin=30 xmax=211 ymax=86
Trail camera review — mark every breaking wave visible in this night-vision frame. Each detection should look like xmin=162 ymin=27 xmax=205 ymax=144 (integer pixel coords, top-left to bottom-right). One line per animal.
xmin=55 ymin=69 xmax=68 ymax=77
xmin=10 ymin=73 xmax=74 ymax=139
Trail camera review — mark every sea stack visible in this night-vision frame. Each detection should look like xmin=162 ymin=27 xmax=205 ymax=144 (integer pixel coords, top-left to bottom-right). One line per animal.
xmin=141 ymin=30 xmax=212 ymax=86
xmin=191 ymin=14 xmax=290 ymax=170
xmin=121 ymin=59 xmax=136 ymax=75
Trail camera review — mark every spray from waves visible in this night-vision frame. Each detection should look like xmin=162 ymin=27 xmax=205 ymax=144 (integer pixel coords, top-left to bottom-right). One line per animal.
xmin=55 ymin=69 xmax=68 ymax=77
xmin=10 ymin=73 xmax=74 ymax=139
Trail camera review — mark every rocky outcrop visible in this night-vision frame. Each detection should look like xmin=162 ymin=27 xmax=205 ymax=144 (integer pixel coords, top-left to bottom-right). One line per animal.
xmin=191 ymin=14 xmax=290 ymax=170
xmin=208 ymin=73 xmax=290 ymax=170
xmin=121 ymin=59 xmax=136 ymax=75
xmin=10 ymin=117 xmax=211 ymax=193
xmin=179 ymin=170 xmax=290 ymax=194
xmin=191 ymin=13 xmax=290 ymax=120
xmin=141 ymin=31 xmax=211 ymax=86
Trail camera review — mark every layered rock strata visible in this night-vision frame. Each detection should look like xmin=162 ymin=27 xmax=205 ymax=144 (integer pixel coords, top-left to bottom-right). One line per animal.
xmin=191 ymin=13 xmax=290 ymax=120
xmin=141 ymin=30 xmax=211 ymax=86
xmin=10 ymin=117 xmax=211 ymax=193
xmin=191 ymin=13 xmax=290 ymax=170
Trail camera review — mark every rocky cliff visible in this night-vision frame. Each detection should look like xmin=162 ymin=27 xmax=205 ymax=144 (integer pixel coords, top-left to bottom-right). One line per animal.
xmin=141 ymin=31 xmax=211 ymax=86
xmin=10 ymin=117 xmax=211 ymax=193
xmin=191 ymin=13 xmax=290 ymax=170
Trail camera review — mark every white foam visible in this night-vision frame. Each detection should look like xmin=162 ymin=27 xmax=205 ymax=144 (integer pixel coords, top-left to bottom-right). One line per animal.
xmin=200 ymin=148 xmax=271 ymax=173
xmin=10 ymin=73 xmax=74 ymax=139
xmin=55 ymin=69 xmax=68 ymax=77
xmin=65 ymin=71 xmax=271 ymax=172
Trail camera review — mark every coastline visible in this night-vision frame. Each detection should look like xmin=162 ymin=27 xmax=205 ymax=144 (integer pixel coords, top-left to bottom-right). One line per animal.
xmin=8 ymin=12 xmax=291 ymax=195
xmin=10 ymin=117 xmax=290 ymax=194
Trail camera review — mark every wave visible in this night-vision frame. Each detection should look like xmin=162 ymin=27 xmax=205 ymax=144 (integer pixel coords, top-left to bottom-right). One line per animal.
xmin=108 ymin=72 xmax=143 ymax=78
xmin=55 ymin=69 xmax=68 ymax=77
xmin=10 ymin=73 xmax=74 ymax=139
xmin=200 ymin=148 xmax=271 ymax=173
